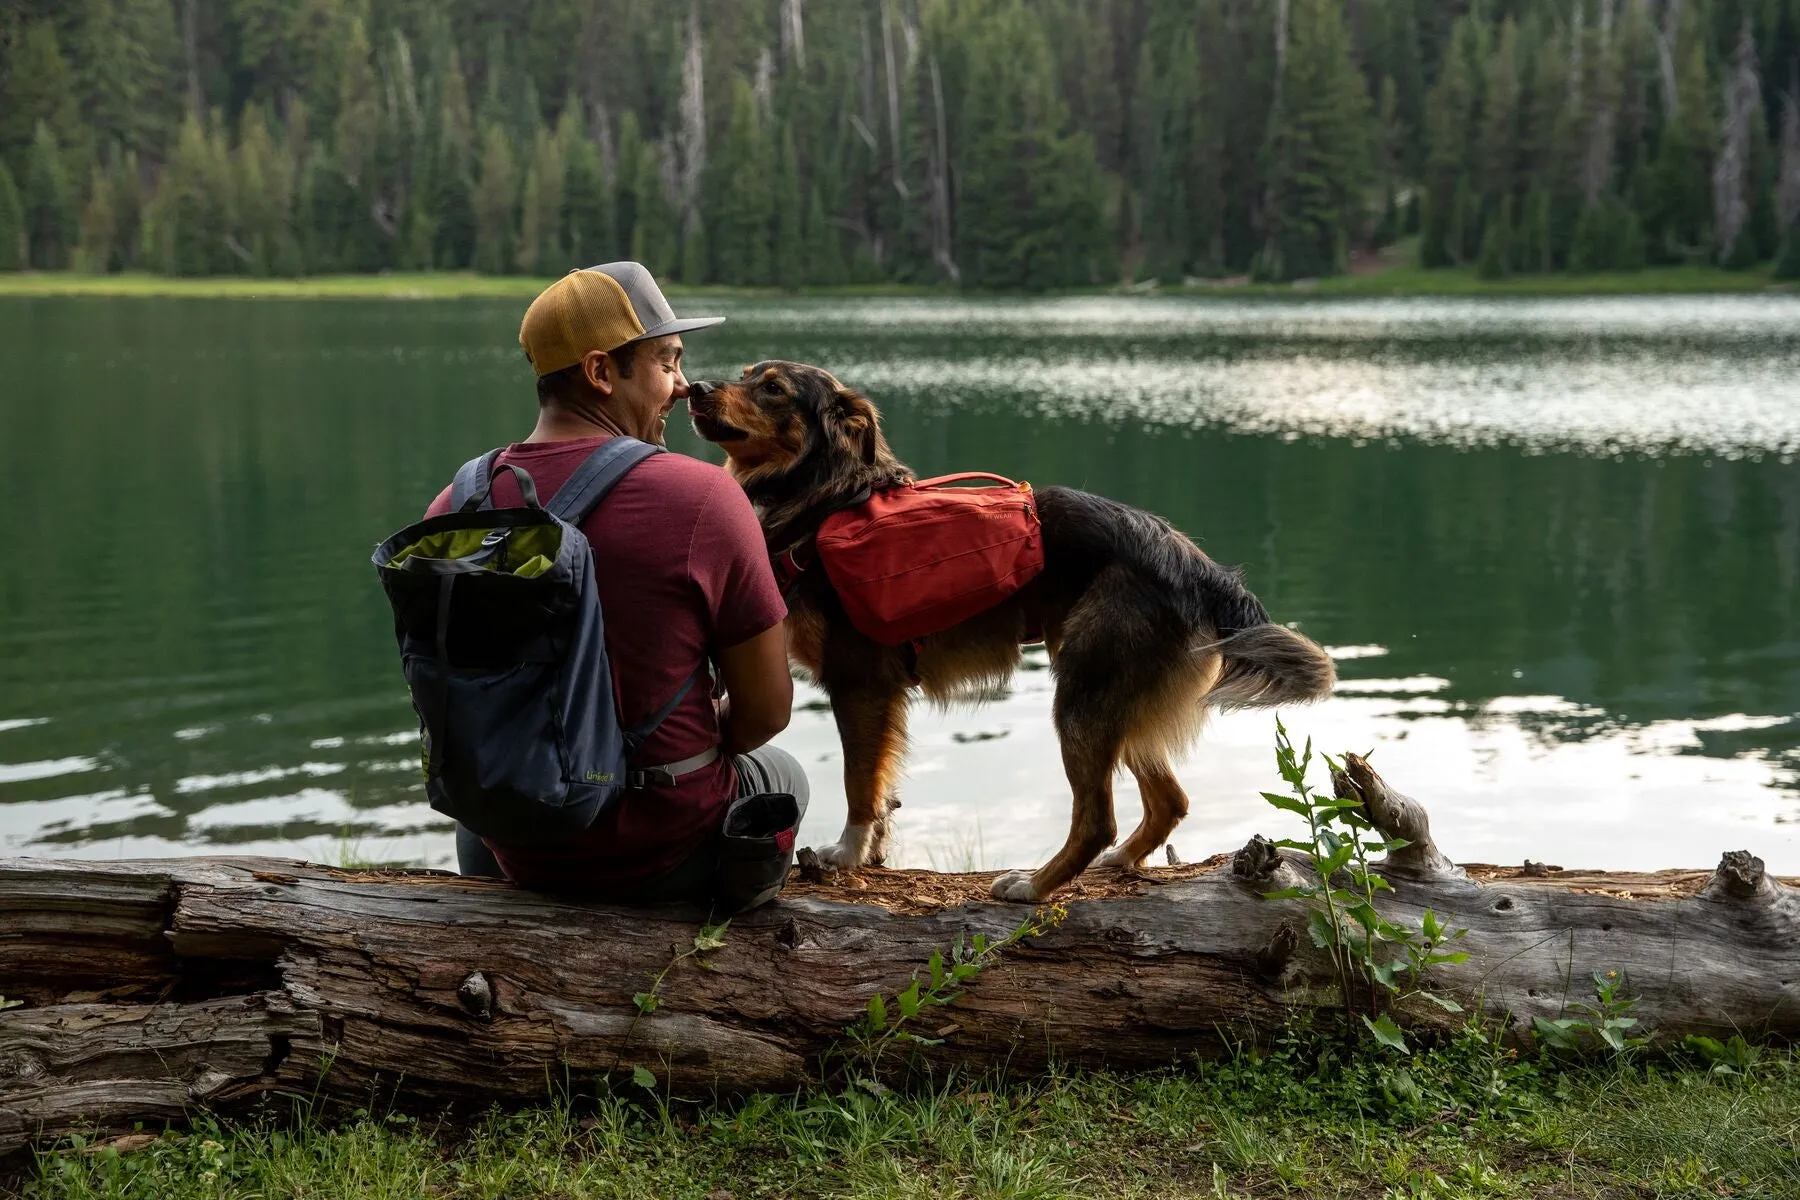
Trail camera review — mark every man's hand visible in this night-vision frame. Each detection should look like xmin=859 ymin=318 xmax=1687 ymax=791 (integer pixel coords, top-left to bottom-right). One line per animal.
xmin=714 ymin=622 xmax=793 ymax=756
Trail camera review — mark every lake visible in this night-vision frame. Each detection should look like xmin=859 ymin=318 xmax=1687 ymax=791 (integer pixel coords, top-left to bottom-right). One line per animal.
xmin=3 ymin=293 xmax=1798 ymax=875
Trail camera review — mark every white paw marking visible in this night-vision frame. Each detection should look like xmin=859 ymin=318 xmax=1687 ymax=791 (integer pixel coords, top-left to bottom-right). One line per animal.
xmin=989 ymin=870 xmax=1041 ymax=903
xmin=813 ymin=823 xmax=874 ymax=871
xmin=1096 ymin=845 xmax=1141 ymax=870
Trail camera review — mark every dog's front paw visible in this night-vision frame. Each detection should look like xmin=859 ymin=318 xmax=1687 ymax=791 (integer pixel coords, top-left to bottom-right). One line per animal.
xmin=813 ymin=824 xmax=874 ymax=872
xmin=989 ymin=870 xmax=1041 ymax=903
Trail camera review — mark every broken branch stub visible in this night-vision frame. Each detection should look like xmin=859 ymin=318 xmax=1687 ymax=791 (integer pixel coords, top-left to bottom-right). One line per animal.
xmin=1333 ymin=752 xmax=1462 ymax=879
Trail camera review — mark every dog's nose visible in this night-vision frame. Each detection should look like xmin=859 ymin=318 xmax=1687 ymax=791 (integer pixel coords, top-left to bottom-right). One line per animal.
xmin=687 ymin=380 xmax=718 ymax=401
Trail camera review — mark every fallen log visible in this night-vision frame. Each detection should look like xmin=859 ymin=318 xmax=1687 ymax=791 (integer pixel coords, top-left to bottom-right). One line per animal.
xmin=3 ymin=758 xmax=1798 ymax=1153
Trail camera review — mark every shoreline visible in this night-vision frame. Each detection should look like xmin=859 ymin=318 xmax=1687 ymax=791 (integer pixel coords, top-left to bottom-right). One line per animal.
xmin=0 ymin=264 xmax=1787 ymax=301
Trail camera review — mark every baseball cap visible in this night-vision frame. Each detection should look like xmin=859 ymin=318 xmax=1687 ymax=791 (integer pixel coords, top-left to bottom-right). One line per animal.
xmin=518 ymin=261 xmax=725 ymax=377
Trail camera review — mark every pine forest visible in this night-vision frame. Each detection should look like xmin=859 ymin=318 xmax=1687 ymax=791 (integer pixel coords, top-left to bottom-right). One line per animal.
xmin=1 ymin=0 xmax=1799 ymax=288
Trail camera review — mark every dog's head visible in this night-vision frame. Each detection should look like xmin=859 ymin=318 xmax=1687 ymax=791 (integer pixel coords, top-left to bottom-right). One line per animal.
xmin=688 ymin=361 xmax=908 ymax=506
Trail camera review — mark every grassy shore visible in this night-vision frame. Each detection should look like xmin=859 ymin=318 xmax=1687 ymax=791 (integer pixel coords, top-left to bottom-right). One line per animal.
xmin=12 ymin=1028 xmax=1797 ymax=1199
xmin=0 ymin=262 xmax=1786 ymax=302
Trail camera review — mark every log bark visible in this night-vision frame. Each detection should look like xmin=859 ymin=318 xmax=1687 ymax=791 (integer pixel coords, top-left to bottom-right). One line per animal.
xmin=3 ymin=758 xmax=1798 ymax=1153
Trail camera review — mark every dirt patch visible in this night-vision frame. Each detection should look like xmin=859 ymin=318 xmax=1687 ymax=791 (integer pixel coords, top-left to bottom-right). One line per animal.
xmin=781 ymin=854 xmax=1232 ymax=914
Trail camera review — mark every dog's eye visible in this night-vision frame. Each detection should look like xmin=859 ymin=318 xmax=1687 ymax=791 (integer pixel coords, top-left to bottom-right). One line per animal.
xmin=761 ymin=380 xmax=782 ymax=396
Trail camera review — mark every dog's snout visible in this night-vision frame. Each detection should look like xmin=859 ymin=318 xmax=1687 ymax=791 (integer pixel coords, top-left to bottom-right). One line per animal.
xmin=687 ymin=380 xmax=719 ymax=401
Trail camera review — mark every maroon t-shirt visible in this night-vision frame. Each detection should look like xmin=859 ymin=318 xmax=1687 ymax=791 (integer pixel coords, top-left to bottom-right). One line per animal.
xmin=426 ymin=436 xmax=785 ymax=891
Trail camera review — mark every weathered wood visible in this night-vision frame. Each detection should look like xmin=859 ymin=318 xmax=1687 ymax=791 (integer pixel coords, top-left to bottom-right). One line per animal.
xmin=3 ymin=760 xmax=1799 ymax=1152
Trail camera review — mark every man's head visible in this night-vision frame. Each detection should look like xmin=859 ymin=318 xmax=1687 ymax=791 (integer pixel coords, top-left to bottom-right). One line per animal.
xmin=519 ymin=262 xmax=724 ymax=443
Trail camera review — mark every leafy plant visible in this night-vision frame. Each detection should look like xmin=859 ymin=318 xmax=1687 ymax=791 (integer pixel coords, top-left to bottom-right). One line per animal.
xmin=0 ymin=994 xmax=21 ymax=1011
xmin=846 ymin=904 xmax=1066 ymax=1084
xmin=1532 ymin=970 xmax=1648 ymax=1059
xmin=1682 ymin=1032 xmax=1763 ymax=1076
xmin=1259 ymin=719 xmax=1470 ymax=1050
xmin=612 ymin=918 xmax=730 ymax=1089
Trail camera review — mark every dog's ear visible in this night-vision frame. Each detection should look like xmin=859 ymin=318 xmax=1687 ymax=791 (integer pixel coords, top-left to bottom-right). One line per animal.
xmin=834 ymin=387 xmax=879 ymax=466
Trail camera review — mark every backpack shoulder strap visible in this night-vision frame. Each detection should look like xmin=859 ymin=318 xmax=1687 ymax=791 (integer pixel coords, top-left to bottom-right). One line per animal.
xmin=449 ymin=449 xmax=504 ymax=511
xmin=547 ymin=436 xmax=663 ymax=524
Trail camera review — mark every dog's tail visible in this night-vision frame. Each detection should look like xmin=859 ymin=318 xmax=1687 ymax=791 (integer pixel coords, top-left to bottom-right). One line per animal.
xmin=1207 ymin=622 xmax=1337 ymax=710
xmin=1038 ymin=486 xmax=1336 ymax=710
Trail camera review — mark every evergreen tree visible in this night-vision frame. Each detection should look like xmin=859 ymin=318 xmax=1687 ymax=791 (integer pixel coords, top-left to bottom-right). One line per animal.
xmin=947 ymin=0 xmax=1106 ymax=289
xmin=631 ymin=141 xmax=677 ymax=277
xmin=1645 ymin=36 xmax=1714 ymax=261
xmin=236 ymin=104 xmax=294 ymax=276
xmin=804 ymin=184 xmax=846 ymax=285
xmin=2 ymin=23 xmax=86 ymax=177
xmin=1775 ymin=217 xmax=1800 ymax=280
xmin=709 ymin=76 xmax=775 ymax=285
xmin=73 ymin=171 xmax=119 ymax=272
xmin=23 ymin=123 xmax=74 ymax=269
xmin=0 ymin=162 xmax=25 ymax=271
xmin=471 ymin=121 xmax=518 ymax=274
xmin=68 ymin=0 xmax=179 ymax=159
xmin=1518 ymin=184 xmax=1552 ymax=273
xmin=560 ymin=105 xmax=613 ymax=266
xmin=1135 ymin=21 xmax=1206 ymax=279
xmin=516 ymin=123 xmax=567 ymax=274
xmin=772 ymin=122 xmax=804 ymax=288
xmin=1421 ymin=16 xmax=1483 ymax=267
xmin=1477 ymin=196 xmax=1511 ymax=279
xmin=1258 ymin=0 xmax=1373 ymax=280
xmin=431 ymin=48 xmax=477 ymax=270
xmin=613 ymin=111 xmax=644 ymax=260
xmin=330 ymin=18 xmax=383 ymax=271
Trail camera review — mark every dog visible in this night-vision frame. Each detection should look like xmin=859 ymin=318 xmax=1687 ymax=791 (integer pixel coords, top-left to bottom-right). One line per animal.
xmin=688 ymin=362 xmax=1336 ymax=902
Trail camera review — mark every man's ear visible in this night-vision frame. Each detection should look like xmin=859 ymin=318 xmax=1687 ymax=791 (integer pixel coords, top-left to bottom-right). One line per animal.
xmin=836 ymin=387 xmax=879 ymax=466
xmin=581 ymin=348 xmax=616 ymax=397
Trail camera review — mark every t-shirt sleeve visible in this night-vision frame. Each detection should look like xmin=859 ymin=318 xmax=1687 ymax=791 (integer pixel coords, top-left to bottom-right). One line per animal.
xmin=424 ymin=485 xmax=453 ymax=519
xmin=689 ymin=473 xmax=788 ymax=647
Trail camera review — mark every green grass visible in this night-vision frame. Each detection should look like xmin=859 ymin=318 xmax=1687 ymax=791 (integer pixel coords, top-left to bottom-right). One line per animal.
xmin=13 ymin=1028 xmax=1800 ymax=1199
xmin=1258 ymin=262 xmax=1786 ymax=297
xmin=0 ymin=261 xmax=1788 ymax=301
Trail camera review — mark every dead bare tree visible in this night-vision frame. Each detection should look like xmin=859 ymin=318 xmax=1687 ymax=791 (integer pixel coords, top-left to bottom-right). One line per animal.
xmin=676 ymin=2 xmax=707 ymax=250
xmin=1713 ymin=19 xmax=1762 ymax=259
xmin=781 ymin=0 xmax=806 ymax=72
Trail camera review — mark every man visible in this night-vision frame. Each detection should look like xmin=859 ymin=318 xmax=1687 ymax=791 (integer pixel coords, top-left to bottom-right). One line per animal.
xmin=424 ymin=262 xmax=805 ymax=902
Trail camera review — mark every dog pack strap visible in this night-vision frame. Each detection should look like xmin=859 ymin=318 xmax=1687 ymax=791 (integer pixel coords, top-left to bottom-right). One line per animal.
xmin=449 ymin=449 xmax=504 ymax=511
xmin=915 ymin=472 xmax=1023 ymax=490
xmin=548 ymin=437 xmax=663 ymax=525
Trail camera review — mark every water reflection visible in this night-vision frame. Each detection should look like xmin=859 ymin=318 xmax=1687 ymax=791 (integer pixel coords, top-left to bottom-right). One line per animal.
xmin=2 ymin=295 xmax=1797 ymax=871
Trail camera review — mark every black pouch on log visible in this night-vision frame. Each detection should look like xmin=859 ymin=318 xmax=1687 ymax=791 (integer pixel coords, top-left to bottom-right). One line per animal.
xmin=715 ymin=792 xmax=800 ymax=913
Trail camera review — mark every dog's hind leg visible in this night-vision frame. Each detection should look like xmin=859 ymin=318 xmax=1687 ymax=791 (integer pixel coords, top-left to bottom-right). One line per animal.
xmin=990 ymin=594 xmax=1132 ymax=902
xmin=1096 ymin=757 xmax=1190 ymax=872
xmin=815 ymin=686 xmax=909 ymax=871
xmin=1096 ymin=645 xmax=1218 ymax=871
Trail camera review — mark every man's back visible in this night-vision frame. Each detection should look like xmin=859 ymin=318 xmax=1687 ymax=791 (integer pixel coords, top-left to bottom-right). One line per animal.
xmin=427 ymin=435 xmax=785 ymax=890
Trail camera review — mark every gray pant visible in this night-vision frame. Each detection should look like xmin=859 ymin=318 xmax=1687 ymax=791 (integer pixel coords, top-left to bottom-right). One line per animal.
xmin=454 ymin=743 xmax=810 ymax=903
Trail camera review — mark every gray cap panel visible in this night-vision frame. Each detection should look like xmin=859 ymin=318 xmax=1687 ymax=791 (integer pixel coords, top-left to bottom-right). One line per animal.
xmin=593 ymin=261 xmax=725 ymax=343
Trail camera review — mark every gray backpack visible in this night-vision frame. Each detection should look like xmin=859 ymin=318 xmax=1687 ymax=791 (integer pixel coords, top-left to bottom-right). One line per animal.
xmin=372 ymin=438 xmax=714 ymax=844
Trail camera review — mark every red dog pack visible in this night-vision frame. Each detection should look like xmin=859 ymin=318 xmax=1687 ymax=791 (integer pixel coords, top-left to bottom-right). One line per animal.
xmin=814 ymin=473 xmax=1045 ymax=646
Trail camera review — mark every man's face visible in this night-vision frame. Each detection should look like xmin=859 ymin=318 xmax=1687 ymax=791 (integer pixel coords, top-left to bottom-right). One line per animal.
xmin=604 ymin=334 xmax=688 ymax=444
